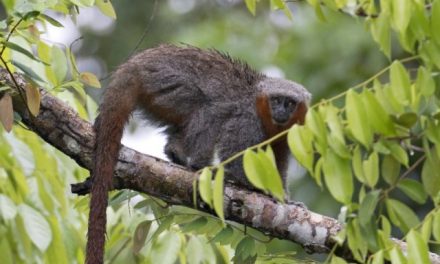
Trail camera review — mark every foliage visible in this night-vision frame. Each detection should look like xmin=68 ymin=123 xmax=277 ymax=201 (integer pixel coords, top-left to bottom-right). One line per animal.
xmin=237 ymin=0 xmax=440 ymax=263
xmin=0 ymin=0 xmax=439 ymax=263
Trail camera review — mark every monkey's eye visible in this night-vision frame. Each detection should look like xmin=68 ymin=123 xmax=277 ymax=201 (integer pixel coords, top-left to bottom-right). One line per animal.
xmin=273 ymin=97 xmax=281 ymax=104
xmin=285 ymin=99 xmax=296 ymax=108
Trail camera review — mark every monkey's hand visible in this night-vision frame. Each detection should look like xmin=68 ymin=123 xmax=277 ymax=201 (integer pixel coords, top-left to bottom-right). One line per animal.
xmin=71 ymin=177 xmax=93 ymax=195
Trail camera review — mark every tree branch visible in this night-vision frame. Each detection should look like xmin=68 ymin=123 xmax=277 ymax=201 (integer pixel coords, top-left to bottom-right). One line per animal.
xmin=2 ymin=68 xmax=439 ymax=263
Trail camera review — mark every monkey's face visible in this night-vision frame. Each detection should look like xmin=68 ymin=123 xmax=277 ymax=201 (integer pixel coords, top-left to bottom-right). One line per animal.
xmin=269 ymin=96 xmax=298 ymax=125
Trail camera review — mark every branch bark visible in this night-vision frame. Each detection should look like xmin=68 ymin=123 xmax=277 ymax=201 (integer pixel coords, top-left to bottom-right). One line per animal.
xmin=2 ymin=68 xmax=439 ymax=263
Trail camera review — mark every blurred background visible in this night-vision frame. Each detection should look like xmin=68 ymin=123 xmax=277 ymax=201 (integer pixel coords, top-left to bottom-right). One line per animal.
xmin=43 ymin=0 xmax=390 ymax=219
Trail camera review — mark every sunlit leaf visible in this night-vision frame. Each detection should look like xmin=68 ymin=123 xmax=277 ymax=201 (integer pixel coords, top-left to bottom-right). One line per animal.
xmin=244 ymin=0 xmax=256 ymax=15
xmin=390 ymin=60 xmax=411 ymax=104
xmin=323 ymin=150 xmax=353 ymax=204
xmin=407 ymin=230 xmax=430 ymax=264
xmin=19 ymin=204 xmax=52 ymax=252
xmin=51 ymin=45 xmax=67 ymax=86
xmin=433 ymin=210 xmax=440 ymax=242
xmin=288 ymin=124 xmax=314 ymax=173
xmin=0 ymin=194 xmax=17 ymax=220
xmin=362 ymin=89 xmax=396 ymax=135
xmin=391 ymin=0 xmax=412 ymax=33
xmin=305 ymin=107 xmax=327 ymax=153
xmin=431 ymin=0 xmax=440 ymax=46
xmin=416 ymin=66 xmax=435 ymax=97
xmin=346 ymin=90 xmax=372 ymax=147
xmin=363 ymin=151 xmax=379 ymax=187
xmin=352 ymin=145 xmax=366 ymax=184
xmin=243 ymin=149 xmax=265 ymax=189
xmin=370 ymin=13 xmax=391 ymax=58
xmin=213 ymin=166 xmax=224 ymax=221
xmin=256 ymin=149 xmax=284 ymax=201
xmin=198 ymin=168 xmax=213 ymax=207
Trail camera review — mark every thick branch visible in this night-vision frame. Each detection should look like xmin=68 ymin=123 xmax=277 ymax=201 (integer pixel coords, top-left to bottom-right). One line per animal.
xmin=2 ymin=69 xmax=439 ymax=263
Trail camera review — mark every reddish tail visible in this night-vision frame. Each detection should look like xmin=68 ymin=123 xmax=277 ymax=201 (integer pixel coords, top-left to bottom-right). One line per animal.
xmin=86 ymin=73 xmax=139 ymax=264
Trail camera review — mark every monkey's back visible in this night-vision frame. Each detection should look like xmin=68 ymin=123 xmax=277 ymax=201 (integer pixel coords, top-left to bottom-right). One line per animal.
xmin=122 ymin=44 xmax=263 ymax=126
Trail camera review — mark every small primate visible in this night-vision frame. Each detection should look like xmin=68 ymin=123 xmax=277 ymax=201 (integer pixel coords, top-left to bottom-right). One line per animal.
xmin=86 ymin=44 xmax=310 ymax=264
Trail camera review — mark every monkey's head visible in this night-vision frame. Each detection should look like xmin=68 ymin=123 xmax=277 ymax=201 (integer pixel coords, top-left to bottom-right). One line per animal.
xmin=256 ymin=77 xmax=311 ymax=136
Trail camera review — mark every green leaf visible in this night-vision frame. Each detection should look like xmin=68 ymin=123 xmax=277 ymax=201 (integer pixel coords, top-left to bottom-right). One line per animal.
xmin=359 ymin=190 xmax=380 ymax=227
xmin=371 ymin=250 xmax=384 ymax=264
xmin=323 ymin=150 xmax=353 ymax=204
xmin=0 ymin=194 xmax=17 ymax=220
xmin=307 ymin=0 xmax=326 ymax=21
xmin=407 ymin=230 xmax=430 ymax=264
xmin=352 ymin=145 xmax=366 ymax=183
xmin=180 ymin=217 xmax=207 ymax=233
xmin=306 ymin=107 xmax=327 ymax=153
xmin=386 ymin=198 xmax=419 ymax=233
xmin=244 ymin=0 xmax=256 ymax=15
xmin=370 ymin=13 xmax=391 ymax=58
xmin=148 ymin=232 xmax=180 ymax=264
xmin=80 ymin=72 xmax=101 ymax=88
xmin=3 ymin=41 xmax=40 ymax=62
xmin=11 ymin=59 xmax=45 ymax=82
xmin=392 ymin=112 xmax=418 ymax=128
xmin=213 ymin=166 xmax=224 ymax=221
xmin=40 ymin=14 xmax=63 ymax=27
xmin=431 ymin=0 xmax=440 ymax=46
xmin=433 ymin=210 xmax=440 ymax=242
xmin=51 ymin=45 xmax=68 ymax=86
xmin=19 ymin=204 xmax=52 ymax=252
xmin=389 ymin=246 xmax=406 ymax=264
xmin=416 ymin=66 xmax=435 ymax=97
xmin=288 ymin=124 xmax=314 ymax=173
xmin=330 ymin=256 xmax=348 ymax=264
xmin=133 ymin=220 xmax=152 ymax=254
xmin=235 ymin=237 xmax=256 ymax=260
xmin=363 ymin=151 xmax=379 ymax=187
xmin=390 ymin=60 xmax=411 ymax=104
xmin=362 ymin=89 xmax=396 ymax=135
xmin=198 ymin=168 xmax=213 ymax=207
xmin=421 ymin=149 xmax=440 ymax=197
xmin=385 ymin=141 xmax=409 ymax=167
xmin=391 ymin=0 xmax=412 ymax=33
xmin=243 ymin=149 xmax=265 ymax=190
xmin=324 ymin=104 xmax=345 ymax=142
xmin=397 ymin=179 xmax=427 ymax=204
xmin=256 ymin=149 xmax=285 ymax=201
xmin=381 ymin=155 xmax=400 ymax=185
xmin=45 ymin=216 xmax=68 ymax=263
xmin=346 ymin=90 xmax=372 ymax=147
xmin=211 ymin=226 xmax=234 ymax=245
xmin=96 ymin=0 xmax=117 ymax=19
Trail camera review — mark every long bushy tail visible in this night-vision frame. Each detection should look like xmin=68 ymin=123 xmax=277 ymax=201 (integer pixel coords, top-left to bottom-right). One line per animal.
xmin=86 ymin=71 xmax=139 ymax=264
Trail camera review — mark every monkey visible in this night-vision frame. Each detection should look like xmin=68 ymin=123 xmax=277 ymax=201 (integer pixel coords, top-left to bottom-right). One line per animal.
xmin=86 ymin=44 xmax=310 ymax=264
